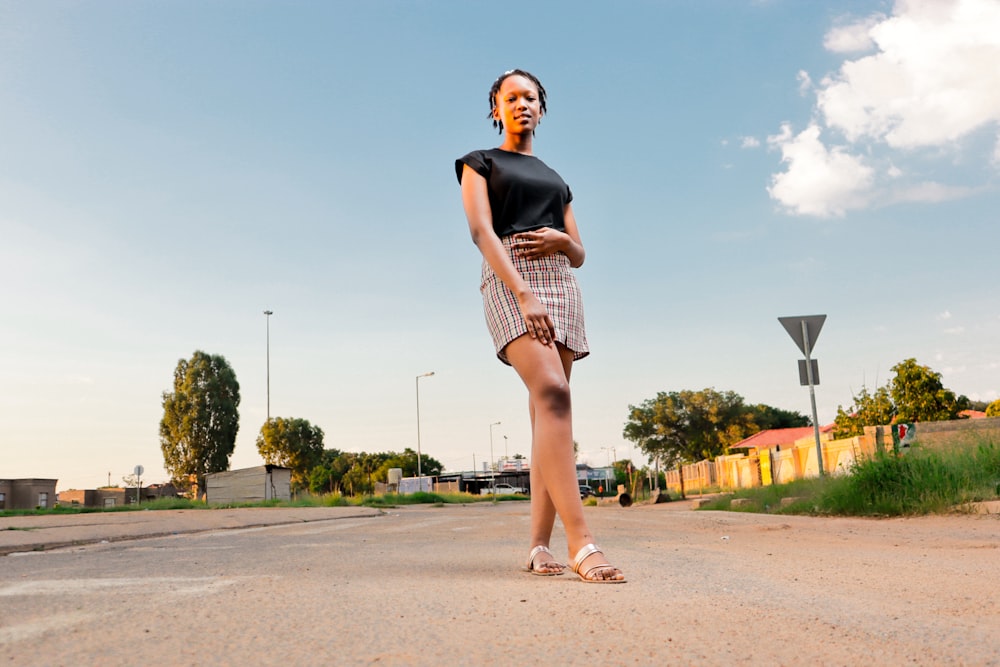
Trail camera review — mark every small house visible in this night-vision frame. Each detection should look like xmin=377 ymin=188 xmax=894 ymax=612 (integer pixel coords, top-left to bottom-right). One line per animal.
xmin=0 ymin=479 xmax=58 ymax=510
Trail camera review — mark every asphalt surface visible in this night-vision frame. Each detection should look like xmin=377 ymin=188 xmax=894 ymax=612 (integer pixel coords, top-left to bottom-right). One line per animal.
xmin=1 ymin=501 xmax=998 ymax=666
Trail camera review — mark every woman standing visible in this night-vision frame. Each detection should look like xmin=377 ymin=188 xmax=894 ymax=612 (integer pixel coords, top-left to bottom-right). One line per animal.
xmin=456 ymin=69 xmax=625 ymax=583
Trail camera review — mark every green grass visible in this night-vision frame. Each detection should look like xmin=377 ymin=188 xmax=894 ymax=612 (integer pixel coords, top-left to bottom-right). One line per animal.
xmin=699 ymin=436 xmax=1000 ymax=517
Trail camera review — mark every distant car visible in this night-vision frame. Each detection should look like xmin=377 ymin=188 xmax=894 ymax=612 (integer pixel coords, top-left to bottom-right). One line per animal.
xmin=480 ymin=483 xmax=528 ymax=496
xmin=579 ymin=485 xmax=595 ymax=498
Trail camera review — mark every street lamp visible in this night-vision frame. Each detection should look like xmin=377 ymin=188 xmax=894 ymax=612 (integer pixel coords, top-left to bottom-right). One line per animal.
xmin=415 ymin=372 xmax=435 ymax=484
xmin=263 ymin=310 xmax=273 ymax=422
xmin=489 ymin=421 xmax=501 ymax=497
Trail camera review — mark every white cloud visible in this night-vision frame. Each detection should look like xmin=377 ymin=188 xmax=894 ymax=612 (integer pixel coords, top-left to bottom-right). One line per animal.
xmin=944 ymin=326 xmax=966 ymax=335
xmin=937 ymin=310 xmax=953 ymax=320
xmin=741 ymin=136 xmax=761 ymax=149
xmin=823 ymin=15 xmax=882 ymax=53
xmin=818 ymin=0 xmax=1000 ymax=148
xmin=797 ymin=70 xmax=813 ymax=95
xmin=768 ymin=0 xmax=1000 ymax=217
xmin=767 ymin=123 xmax=874 ymax=217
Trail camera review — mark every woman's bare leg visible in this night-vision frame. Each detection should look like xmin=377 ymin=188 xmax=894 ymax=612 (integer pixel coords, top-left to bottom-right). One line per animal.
xmin=506 ymin=335 xmax=623 ymax=581
xmin=526 ymin=400 xmax=561 ymax=572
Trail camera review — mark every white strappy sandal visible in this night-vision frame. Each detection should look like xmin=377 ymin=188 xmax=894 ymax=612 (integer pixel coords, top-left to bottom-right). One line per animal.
xmin=571 ymin=543 xmax=626 ymax=584
xmin=523 ymin=545 xmax=565 ymax=576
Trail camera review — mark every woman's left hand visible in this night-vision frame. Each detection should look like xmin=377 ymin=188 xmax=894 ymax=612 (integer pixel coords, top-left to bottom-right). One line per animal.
xmin=511 ymin=228 xmax=567 ymax=260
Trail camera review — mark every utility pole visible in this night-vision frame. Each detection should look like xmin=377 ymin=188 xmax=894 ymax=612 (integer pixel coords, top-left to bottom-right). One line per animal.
xmin=264 ymin=310 xmax=273 ymax=422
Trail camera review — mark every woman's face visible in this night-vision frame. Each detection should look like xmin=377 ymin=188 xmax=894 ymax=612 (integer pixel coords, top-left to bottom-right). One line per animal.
xmin=493 ymin=74 xmax=542 ymax=135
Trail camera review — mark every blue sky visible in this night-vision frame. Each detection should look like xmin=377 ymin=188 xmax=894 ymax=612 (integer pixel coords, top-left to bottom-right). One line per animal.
xmin=3 ymin=0 xmax=998 ymax=490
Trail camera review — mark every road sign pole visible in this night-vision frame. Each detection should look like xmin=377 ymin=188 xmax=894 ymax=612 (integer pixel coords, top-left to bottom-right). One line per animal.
xmin=800 ymin=321 xmax=825 ymax=476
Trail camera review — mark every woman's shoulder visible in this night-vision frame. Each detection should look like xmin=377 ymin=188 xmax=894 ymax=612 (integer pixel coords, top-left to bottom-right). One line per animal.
xmin=458 ymin=147 xmax=503 ymax=161
xmin=455 ymin=148 xmax=498 ymax=183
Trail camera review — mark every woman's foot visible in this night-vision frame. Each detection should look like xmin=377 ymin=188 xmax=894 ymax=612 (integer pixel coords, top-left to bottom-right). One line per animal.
xmin=524 ymin=545 xmax=565 ymax=576
xmin=571 ymin=544 xmax=626 ymax=584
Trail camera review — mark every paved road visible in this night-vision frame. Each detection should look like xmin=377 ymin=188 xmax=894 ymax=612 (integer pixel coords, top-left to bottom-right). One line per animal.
xmin=1 ymin=502 xmax=997 ymax=666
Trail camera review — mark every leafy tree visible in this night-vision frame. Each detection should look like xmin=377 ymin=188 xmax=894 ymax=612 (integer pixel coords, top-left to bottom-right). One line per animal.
xmin=160 ymin=351 xmax=240 ymax=496
xmin=986 ymin=399 xmax=1000 ymax=418
xmin=256 ymin=417 xmax=325 ymax=490
xmin=833 ymin=385 xmax=895 ymax=438
xmin=372 ymin=448 xmax=443 ymax=481
xmin=305 ymin=448 xmax=447 ymax=495
xmin=833 ymin=359 xmax=966 ymax=437
xmin=890 ymin=358 xmax=961 ymax=423
xmin=623 ymin=388 xmax=757 ymax=465
xmin=747 ymin=404 xmax=810 ymax=430
xmin=307 ymin=449 xmax=348 ymax=494
xmin=341 ymin=452 xmax=389 ymax=496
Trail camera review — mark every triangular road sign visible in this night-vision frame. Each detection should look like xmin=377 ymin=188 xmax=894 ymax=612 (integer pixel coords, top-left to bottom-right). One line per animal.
xmin=778 ymin=315 xmax=827 ymax=355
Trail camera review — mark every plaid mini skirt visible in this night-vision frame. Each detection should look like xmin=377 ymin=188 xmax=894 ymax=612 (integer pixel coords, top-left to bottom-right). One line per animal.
xmin=480 ymin=235 xmax=589 ymax=366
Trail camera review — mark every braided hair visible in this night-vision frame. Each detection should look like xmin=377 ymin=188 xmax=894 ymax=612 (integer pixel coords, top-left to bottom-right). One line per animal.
xmin=488 ymin=69 xmax=548 ymax=134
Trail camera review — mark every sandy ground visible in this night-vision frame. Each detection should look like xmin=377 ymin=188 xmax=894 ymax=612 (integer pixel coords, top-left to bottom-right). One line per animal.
xmin=1 ymin=501 xmax=998 ymax=666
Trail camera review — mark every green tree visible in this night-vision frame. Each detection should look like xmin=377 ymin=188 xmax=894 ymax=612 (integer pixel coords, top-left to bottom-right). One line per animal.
xmin=623 ymin=388 xmax=757 ymax=465
xmin=340 ymin=452 xmax=388 ymax=496
xmin=160 ymin=351 xmax=240 ymax=496
xmin=372 ymin=448 xmax=443 ymax=481
xmin=748 ymin=404 xmax=810 ymax=430
xmin=256 ymin=417 xmax=325 ymax=490
xmin=307 ymin=449 xmax=352 ymax=494
xmin=986 ymin=399 xmax=1000 ymax=418
xmin=890 ymin=358 xmax=961 ymax=422
xmin=833 ymin=385 xmax=895 ymax=438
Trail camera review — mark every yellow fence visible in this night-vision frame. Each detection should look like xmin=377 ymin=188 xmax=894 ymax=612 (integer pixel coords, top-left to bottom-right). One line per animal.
xmin=663 ymin=416 xmax=1000 ymax=494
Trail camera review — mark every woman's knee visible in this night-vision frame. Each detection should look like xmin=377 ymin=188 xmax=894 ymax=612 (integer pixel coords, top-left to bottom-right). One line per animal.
xmin=533 ymin=377 xmax=572 ymax=417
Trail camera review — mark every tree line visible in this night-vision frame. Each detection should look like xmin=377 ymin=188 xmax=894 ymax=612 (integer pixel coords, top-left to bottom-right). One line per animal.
xmin=158 ymin=350 xmax=998 ymax=495
xmin=623 ymin=357 xmax=998 ymax=469
xmin=158 ymin=350 xmax=442 ymax=496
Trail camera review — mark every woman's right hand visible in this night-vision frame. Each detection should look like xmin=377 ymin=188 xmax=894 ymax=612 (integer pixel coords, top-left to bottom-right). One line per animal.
xmin=517 ymin=290 xmax=555 ymax=345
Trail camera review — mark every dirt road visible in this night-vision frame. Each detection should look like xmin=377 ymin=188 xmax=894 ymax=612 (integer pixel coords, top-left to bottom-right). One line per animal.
xmin=1 ymin=502 xmax=997 ymax=665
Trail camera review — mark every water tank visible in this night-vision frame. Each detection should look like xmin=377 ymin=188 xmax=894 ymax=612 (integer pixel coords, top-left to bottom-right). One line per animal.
xmin=388 ymin=468 xmax=403 ymax=485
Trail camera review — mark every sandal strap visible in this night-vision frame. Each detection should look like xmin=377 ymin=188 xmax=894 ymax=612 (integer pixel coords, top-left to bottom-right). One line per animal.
xmin=571 ymin=543 xmax=603 ymax=574
xmin=527 ymin=545 xmax=564 ymax=570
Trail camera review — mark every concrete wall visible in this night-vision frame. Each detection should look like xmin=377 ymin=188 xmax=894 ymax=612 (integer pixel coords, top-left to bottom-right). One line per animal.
xmin=866 ymin=417 xmax=1000 ymax=451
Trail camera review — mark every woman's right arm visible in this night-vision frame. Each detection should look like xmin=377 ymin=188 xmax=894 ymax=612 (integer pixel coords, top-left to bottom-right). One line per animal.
xmin=460 ymin=164 xmax=555 ymax=345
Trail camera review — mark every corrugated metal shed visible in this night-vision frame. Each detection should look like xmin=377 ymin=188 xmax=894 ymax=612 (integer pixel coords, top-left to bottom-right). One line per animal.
xmin=205 ymin=465 xmax=291 ymax=504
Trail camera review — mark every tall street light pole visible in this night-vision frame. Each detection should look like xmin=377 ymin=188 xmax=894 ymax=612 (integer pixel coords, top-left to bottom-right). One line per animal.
xmin=263 ymin=310 xmax=273 ymax=422
xmin=489 ymin=421 xmax=501 ymax=497
xmin=415 ymin=372 xmax=435 ymax=484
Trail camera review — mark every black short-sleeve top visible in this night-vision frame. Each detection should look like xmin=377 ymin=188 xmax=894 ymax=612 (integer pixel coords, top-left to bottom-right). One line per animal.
xmin=455 ymin=148 xmax=573 ymax=238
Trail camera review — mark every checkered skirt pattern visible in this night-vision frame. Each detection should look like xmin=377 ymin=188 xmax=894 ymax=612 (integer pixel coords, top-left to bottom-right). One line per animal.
xmin=480 ymin=235 xmax=589 ymax=366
